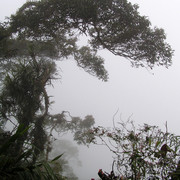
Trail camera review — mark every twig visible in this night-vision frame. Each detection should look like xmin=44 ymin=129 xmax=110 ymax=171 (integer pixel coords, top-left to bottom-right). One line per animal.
xmin=112 ymin=108 xmax=119 ymax=130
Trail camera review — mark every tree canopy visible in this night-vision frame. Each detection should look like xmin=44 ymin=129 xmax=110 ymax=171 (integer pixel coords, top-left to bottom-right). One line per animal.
xmin=0 ymin=0 xmax=173 ymax=81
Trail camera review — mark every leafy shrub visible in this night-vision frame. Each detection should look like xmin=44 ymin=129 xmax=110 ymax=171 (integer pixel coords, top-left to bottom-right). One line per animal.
xmin=0 ymin=124 xmax=65 ymax=180
xmin=89 ymin=120 xmax=180 ymax=179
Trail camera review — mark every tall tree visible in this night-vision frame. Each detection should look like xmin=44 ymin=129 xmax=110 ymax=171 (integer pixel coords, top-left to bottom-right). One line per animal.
xmin=0 ymin=0 xmax=174 ymax=170
xmin=0 ymin=57 xmax=56 ymax=158
xmin=0 ymin=58 xmax=95 ymax=162
xmin=2 ymin=0 xmax=173 ymax=75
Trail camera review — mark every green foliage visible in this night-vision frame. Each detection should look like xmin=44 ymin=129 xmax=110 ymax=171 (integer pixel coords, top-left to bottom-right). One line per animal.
xmin=88 ymin=121 xmax=180 ymax=179
xmin=0 ymin=1 xmax=176 ymax=179
xmin=0 ymin=57 xmax=57 ymax=160
xmin=74 ymin=46 xmax=108 ymax=81
xmin=0 ymin=23 xmax=13 ymax=60
xmin=0 ymin=125 xmax=65 ymax=180
xmin=0 ymin=124 xmax=29 ymax=155
xmin=8 ymin=0 xmax=173 ymax=70
xmin=45 ymin=113 xmax=95 ymax=145
xmin=0 ymin=0 xmax=173 ymax=82
xmin=0 ymin=58 xmax=95 ymax=166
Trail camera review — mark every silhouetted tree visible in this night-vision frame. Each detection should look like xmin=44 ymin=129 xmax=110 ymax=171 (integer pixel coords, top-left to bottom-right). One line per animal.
xmin=1 ymin=0 xmax=173 ymax=78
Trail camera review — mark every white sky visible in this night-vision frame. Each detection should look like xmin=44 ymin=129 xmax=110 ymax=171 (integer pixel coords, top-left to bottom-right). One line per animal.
xmin=0 ymin=0 xmax=180 ymax=179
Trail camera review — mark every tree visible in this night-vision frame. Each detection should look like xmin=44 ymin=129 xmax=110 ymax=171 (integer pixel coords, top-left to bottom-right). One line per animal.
xmin=0 ymin=0 xmax=175 ymax=178
xmin=0 ymin=57 xmax=56 ymax=159
xmin=0 ymin=58 xmax=95 ymax=179
xmin=44 ymin=114 xmax=95 ymax=160
xmin=0 ymin=58 xmax=95 ymax=162
xmin=2 ymin=0 xmax=173 ymax=74
xmin=87 ymin=119 xmax=180 ymax=179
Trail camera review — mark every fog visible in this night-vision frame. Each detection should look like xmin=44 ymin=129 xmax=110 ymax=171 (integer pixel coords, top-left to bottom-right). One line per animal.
xmin=1 ymin=0 xmax=180 ymax=179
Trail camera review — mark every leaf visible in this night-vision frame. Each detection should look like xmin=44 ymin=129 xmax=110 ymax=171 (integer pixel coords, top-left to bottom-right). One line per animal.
xmin=155 ymin=141 xmax=161 ymax=148
xmin=0 ymin=124 xmax=30 ymax=154
xmin=149 ymin=139 xmax=152 ymax=146
xmin=51 ymin=153 xmax=64 ymax=163
xmin=15 ymin=149 xmax=32 ymax=164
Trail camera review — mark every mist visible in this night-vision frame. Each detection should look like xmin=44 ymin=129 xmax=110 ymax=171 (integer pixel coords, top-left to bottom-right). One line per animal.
xmin=0 ymin=0 xmax=180 ymax=179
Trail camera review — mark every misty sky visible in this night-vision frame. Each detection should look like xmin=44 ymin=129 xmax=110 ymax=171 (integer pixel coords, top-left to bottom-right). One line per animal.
xmin=0 ymin=0 xmax=180 ymax=179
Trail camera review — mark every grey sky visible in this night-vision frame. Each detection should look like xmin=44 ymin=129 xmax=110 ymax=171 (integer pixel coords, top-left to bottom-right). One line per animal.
xmin=0 ymin=0 xmax=180 ymax=179
xmin=47 ymin=0 xmax=180 ymax=134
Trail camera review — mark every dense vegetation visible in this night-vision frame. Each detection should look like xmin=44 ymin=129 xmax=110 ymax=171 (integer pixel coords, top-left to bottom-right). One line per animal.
xmin=88 ymin=119 xmax=180 ymax=179
xmin=0 ymin=0 xmax=178 ymax=179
